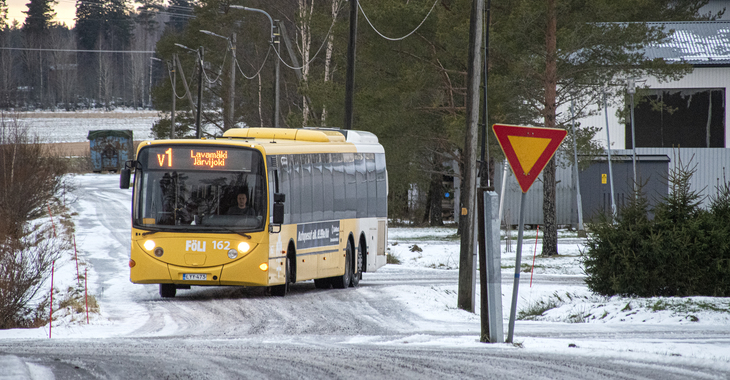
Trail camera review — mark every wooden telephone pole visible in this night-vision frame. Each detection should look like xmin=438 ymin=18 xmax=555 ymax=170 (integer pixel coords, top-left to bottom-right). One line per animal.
xmin=457 ymin=0 xmax=484 ymax=312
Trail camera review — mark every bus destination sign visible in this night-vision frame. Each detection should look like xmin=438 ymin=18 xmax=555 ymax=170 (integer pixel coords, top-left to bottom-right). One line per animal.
xmin=143 ymin=146 xmax=252 ymax=171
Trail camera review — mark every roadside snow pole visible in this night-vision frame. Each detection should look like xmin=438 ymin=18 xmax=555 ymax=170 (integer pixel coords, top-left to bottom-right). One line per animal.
xmin=49 ymin=260 xmax=55 ymax=338
xmin=493 ymin=124 xmax=566 ymax=343
xmin=603 ymin=90 xmax=617 ymax=218
xmin=48 ymin=204 xmax=56 ymax=238
xmin=479 ymin=190 xmax=503 ymax=343
xmin=530 ymin=226 xmax=539 ymax=287
xmin=74 ymin=234 xmax=80 ymax=285
xmin=85 ymin=268 xmax=89 ymax=324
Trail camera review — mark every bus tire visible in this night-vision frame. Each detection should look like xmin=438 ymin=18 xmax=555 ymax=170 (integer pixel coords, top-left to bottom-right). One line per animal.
xmin=314 ymin=278 xmax=331 ymax=289
xmin=271 ymin=256 xmax=290 ymax=297
xmin=332 ymin=240 xmax=353 ymax=289
xmin=160 ymin=284 xmax=176 ymax=298
xmin=350 ymin=242 xmax=363 ymax=287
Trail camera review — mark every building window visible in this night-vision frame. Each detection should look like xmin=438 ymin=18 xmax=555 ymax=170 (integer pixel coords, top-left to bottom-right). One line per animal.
xmin=627 ymin=88 xmax=725 ymax=148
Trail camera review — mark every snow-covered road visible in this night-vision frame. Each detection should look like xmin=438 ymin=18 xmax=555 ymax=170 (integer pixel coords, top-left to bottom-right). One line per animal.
xmin=0 ymin=174 xmax=729 ymax=379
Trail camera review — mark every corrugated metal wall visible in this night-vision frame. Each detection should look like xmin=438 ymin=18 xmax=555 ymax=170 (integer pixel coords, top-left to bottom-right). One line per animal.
xmin=613 ymin=148 xmax=730 ymax=209
xmin=494 ymin=160 xmax=575 ymax=226
xmin=494 ymin=148 xmax=730 ymax=226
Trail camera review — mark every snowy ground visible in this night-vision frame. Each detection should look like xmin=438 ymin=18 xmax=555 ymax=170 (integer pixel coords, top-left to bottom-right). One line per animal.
xmin=0 ymin=174 xmax=728 ymax=377
xmin=1 ymin=99 xmax=730 ymax=377
xmin=8 ymin=110 xmax=158 ymax=143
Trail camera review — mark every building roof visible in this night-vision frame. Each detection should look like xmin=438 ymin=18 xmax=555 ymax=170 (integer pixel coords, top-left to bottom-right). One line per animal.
xmin=645 ymin=21 xmax=730 ymax=66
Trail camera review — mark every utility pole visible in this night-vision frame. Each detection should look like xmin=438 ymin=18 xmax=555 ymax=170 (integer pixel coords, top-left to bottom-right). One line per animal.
xmin=229 ymin=33 xmax=236 ymax=130
xmin=174 ymin=44 xmax=203 ymax=137
xmin=458 ymin=0 xmax=484 ymax=313
xmin=477 ymin=0 xmax=494 ymax=343
xmin=149 ymin=57 xmax=161 ymax=108
xmin=480 ymin=0 xmax=492 ymax=189
xmin=170 ymin=56 xmax=176 ymax=139
xmin=196 ymin=46 xmax=204 ymax=139
xmin=628 ymin=78 xmax=637 ymax=194
xmin=274 ymin=21 xmax=281 ymax=128
xmin=344 ymin=0 xmax=358 ymax=130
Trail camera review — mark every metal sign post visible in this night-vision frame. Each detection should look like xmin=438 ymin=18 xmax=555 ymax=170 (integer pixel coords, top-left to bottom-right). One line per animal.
xmin=506 ymin=191 xmax=526 ymax=343
xmin=492 ymin=124 xmax=567 ymax=343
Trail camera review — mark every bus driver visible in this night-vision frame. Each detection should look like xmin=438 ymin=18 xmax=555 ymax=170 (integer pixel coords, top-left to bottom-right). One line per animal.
xmin=227 ymin=191 xmax=255 ymax=216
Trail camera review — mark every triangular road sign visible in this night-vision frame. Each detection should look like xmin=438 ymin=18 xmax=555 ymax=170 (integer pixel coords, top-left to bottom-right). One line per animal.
xmin=493 ymin=124 xmax=567 ymax=193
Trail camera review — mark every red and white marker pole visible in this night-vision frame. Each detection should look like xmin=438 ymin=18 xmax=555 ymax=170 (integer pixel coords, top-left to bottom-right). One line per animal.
xmin=530 ymin=225 xmax=539 ymax=287
xmin=49 ymin=260 xmax=55 ymax=338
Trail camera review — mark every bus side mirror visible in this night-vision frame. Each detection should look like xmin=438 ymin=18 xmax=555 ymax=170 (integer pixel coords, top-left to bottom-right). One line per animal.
xmin=120 ymin=168 xmax=131 ymax=189
xmin=120 ymin=160 xmax=137 ymax=189
xmin=272 ymin=193 xmax=285 ymax=225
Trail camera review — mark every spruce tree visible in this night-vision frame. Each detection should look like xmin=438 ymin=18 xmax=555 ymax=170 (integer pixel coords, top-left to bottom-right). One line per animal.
xmin=0 ymin=0 xmax=8 ymax=30
xmin=22 ymin=0 xmax=56 ymax=34
xmin=489 ymin=0 xmax=721 ymax=256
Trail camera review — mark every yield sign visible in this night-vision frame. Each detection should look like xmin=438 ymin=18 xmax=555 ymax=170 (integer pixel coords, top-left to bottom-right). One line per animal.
xmin=493 ymin=124 xmax=567 ymax=193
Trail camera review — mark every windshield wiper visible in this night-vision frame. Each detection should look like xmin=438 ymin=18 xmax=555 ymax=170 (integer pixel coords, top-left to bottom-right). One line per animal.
xmin=141 ymin=230 xmax=158 ymax=236
xmin=222 ymin=228 xmax=252 ymax=239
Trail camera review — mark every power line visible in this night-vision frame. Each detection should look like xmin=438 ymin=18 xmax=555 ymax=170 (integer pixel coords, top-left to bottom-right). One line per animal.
xmin=270 ymin=1 xmax=343 ymax=71
xmin=235 ymin=45 xmax=272 ymax=80
xmin=201 ymin=48 xmax=228 ymax=84
xmin=358 ymin=0 xmax=440 ymax=41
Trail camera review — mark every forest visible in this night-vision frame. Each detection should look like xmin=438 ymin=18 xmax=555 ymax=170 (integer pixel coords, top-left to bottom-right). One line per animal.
xmin=0 ymin=0 xmax=720 ymax=251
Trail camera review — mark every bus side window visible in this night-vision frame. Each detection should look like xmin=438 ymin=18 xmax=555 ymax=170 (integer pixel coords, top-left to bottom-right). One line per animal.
xmin=301 ymin=154 xmax=313 ymax=223
xmin=323 ymin=153 xmax=334 ymax=221
xmin=343 ymin=153 xmax=356 ymax=219
xmin=290 ymin=154 xmax=301 ymax=224
xmin=332 ymin=154 xmax=345 ymax=220
xmin=366 ymin=153 xmax=377 ymax=217
xmin=312 ymin=153 xmax=324 ymax=222
xmin=375 ymin=153 xmax=387 ymax=217
xmin=355 ymin=153 xmax=367 ymax=218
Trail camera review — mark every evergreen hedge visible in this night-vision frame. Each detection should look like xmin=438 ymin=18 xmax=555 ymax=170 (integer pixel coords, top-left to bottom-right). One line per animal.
xmin=582 ymin=160 xmax=730 ymax=297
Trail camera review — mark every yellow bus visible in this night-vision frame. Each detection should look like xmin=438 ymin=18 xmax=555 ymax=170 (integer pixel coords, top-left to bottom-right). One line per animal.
xmin=120 ymin=127 xmax=388 ymax=297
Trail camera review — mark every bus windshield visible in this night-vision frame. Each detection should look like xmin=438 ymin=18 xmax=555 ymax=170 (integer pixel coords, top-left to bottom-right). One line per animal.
xmin=133 ymin=145 xmax=266 ymax=232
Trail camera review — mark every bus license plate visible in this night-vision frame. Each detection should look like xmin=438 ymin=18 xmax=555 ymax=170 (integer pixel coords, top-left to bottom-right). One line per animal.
xmin=183 ymin=274 xmax=207 ymax=281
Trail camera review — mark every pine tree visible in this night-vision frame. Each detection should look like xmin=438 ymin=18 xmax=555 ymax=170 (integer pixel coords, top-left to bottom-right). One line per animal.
xmin=489 ymin=0 xmax=721 ymax=256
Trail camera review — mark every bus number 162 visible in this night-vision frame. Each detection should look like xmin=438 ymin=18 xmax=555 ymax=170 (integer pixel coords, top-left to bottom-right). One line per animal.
xmin=212 ymin=241 xmax=230 ymax=250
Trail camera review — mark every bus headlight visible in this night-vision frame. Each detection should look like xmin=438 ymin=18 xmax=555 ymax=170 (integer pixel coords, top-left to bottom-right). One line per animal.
xmin=143 ymin=240 xmax=155 ymax=251
xmin=154 ymin=247 xmax=164 ymax=257
xmin=227 ymin=249 xmax=238 ymax=259
xmin=259 ymin=263 xmax=268 ymax=271
xmin=238 ymin=242 xmax=250 ymax=253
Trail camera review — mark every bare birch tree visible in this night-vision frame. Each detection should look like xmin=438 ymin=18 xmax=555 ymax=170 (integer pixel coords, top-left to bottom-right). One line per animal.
xmin=129 ymin=29 xmax=148 ymax=109
xmin=99 ymin=52 xmax=114 ymax=108
xmin=297 ymin=0 xmax=314 ymax=127
xmin=0 ymin=29 xmax=13 ymax=107
xmin=320 ymin=0 xmax=340 ymax=126
xmin=48 ymin=26 xmax=77 ymax=109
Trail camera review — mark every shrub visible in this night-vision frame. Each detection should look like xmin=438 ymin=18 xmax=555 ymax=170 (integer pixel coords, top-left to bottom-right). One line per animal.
xmin=0 ymin=226 xmax=64 ymax=328
xmin=0 ymin=116 xmax=67 ymax=238
xmin=0 ymin=115 xmax=69 ymax=329
xmin=583 ymin=156 xmax=730 ymax=297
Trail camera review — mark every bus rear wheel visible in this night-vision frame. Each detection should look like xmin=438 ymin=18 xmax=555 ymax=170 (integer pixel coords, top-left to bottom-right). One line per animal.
xmin=160 ymin=284 xmax=176 ymax=298
xmin=350 ymin=243 xmax=362 ymax=287
xmin=332 ymin=240 xmax=353 ymax=289
xmin=314 ymin=278 xmax=331 ymax=289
